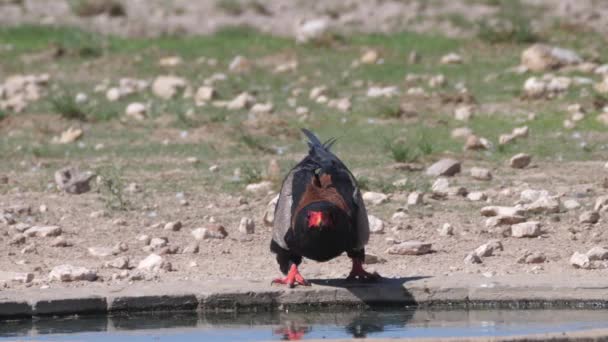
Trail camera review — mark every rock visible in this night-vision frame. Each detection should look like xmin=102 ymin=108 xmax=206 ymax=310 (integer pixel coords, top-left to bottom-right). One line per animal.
xmin=149 ymin=237 xmax=168 ymax=249
xmin=520 ymin=189 xmax=550 ymax=203
xmin=570 ymin=252 xmax=591 ymax=269
xmin=587 ymin=246 xmax=608 ymax=261
xmin=387 ymin=241 xmax=432 ymax=255
xmin=159 ymin=56 xmax=182 ymax=67
xmin=363 ymin=192 xmax=388 ymax=206
xmin=391 ymin=212 xmax=408 ymax=222
xmin=440 ymin=53 xmax=463 ymax=64
xmin=359 ymin=48 xmax=379 ymax=64
xmin=366 ymin=86 xmax=399 ymax=98
xmin=454 ymin=105 xmax=474 ymax=121
xmin=105 ymin=256 xmax=130 ymax=270
xmin=183 ymin=242 xmax=199 ymax=254
xmin=295 ymin=18 xmax=329 ymax=44
xmin=426 ymin=159 xmax=461 ymax=177
xmin=511 ymin=221 xmax=542 ymax=238
xmin=464 ymin=135 xmax=491 ymax=151
xmin=194 ymin=86 xmax=217 ymax=104
xmin=88 ymin=247 xmax=116 ymax=257
xmin=485 ymin=215 xmax=526 ymax=228
xmin=106 ymin=87 xmax=121 ymax=101
xmin=228 ymin=55 xmax=251 ymax=73
xmin=407 ymin=191 xmax=424 ymax=206
xmin=238 ymin=217 xmax=255 ymax=234
xmin=594 ymin=195 xmax=608 ymax=212
xmin=137 ymin=254 xmax=172 ymax=272
xmin=509 ymin=153 xmax=532 ymax=169
xmin=191 ymin=224 xmax=228 ymax=240
xmin=50 ymin=236 xmax=71 ymax=247
xmin=518 ymin=251 xmax=546 ymax=264
xmin=523 ymin=77 xmax=546 ymax=98
xmin=164 ymin=221 xmax=182 ymax=231
xmin=227 ymin=92 xmax=254 ymax=110
xmin=251 ymin=102 xmax=274 ymax=114
xmin=481 ymin=206 xmax=525 ymax=217
xmin=464 ymin=253 xmax=482 ymax=264
xmin=49 ymin=265 xmax=97 ymax=282
xmin=24 ymin=225 xmax=61 ymax=237
xmin=245 ymin=181 xmax=273 ymax=194
xmin=524 ymin=196 xmax=560 ymax=214
xmin=364 ymin=253 xmax=386 ymax=265
xmin=263 ymin=194 xmax=280 ymax=226
xmin=431 ymin=178 xmax=450 ymax=196
xmin=439 ymin=223 xmax=454 ymax=236
xmin=125 ymin=102 xmax=147 ymax=120
xmin=20 ymin=244 xmax=37 ymax=254
xmin=328 ymin=97 xmax=351 ymax=112
xmin=467 ymin=191 xmax=487 ymax=202
xmin=368 ymin=215 xmax=385 ymax=234
xmin=152 ymin=75 xmax=187 ymax=99
xmin=470 ymin=167 xmax=492 ymax=181
xmin=54 ymin=167 xmax=95 ymax=194
xmin=55 ymin=127 xmax=83 ymax=144
xmin=521 ymin=44 xmax=582 ymax=72
xmin=9 ymin=234 xmax=25 ymax=245
xmin=563 ymin=199 xmax=581 ymax=211
xmin=579 ymin=211 xmax=600 ymax=224
xmin=474 ymin=240 xmax=503 ymax=257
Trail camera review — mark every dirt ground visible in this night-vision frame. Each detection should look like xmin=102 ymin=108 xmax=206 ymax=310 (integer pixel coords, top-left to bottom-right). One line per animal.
xmin=1 ymin=0 xmax=608 ymax=292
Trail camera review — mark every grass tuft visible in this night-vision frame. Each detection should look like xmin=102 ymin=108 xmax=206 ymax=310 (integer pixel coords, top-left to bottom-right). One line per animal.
xmin=49 ymin=90 xmax=88 ymax=121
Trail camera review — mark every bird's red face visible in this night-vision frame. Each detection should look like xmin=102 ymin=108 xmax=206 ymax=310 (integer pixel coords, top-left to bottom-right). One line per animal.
xmin=307 ymin=211 xmax=329 ymax=229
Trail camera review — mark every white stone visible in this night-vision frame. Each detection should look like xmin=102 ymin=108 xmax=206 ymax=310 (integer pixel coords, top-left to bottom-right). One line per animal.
xmin=137 ymin=254 xmax=171 ymax=272
xmin=510 ymin=153 xmax=532 ymax=169
xmin=441 ymin=53 xmax=463 ymax=64
xmin=520 ymin=189 xmax=550 ymax=203
xmin=245 ymin=181 xmax=273 ymax=194
xmin=125 ymin=102 xmax=147 ymax=120
xmin=149 ymin=237 xmax=168 ymax=249
xmin=563 ymin=199 xmax=581 ymax=211
xmin=24 ymin=225 xmax=61 ymax=237
xmin=295 ymin=18 xmax=329 ymax=44
xmin=363 ymin=191 xmax=389 ymax=205
xmin=194 ymin=86 xmax=217 ymax=104
xmin=454 ymin=105 xmax=474 ymax=121
xmin=49 ymin=265 xmax=97 ymax=282
xmin=438 ymin=223 xmax=454 ymax=236
xmin=474 ymin=240 xmax=503 ymax=257
xmin=470 ymin=167 xmax=492 ymax=181
xmin=570 ymin=252 xmax=591 ymax=269
xmin=229 ymin=55 xmax=251 ymax=73
xmin=511 ymin=221 xmax=542 ymax=238
xmin=88 ymin=247 xmax=116 ymax=257
xmin=523 ymin=77 xmax=546 ymax=98
xmin=426 ymin=159 xmax=461 ymax=177
xmin=152 ymin=75 xmax=187 ymax=99
xmin=579 ymin=211 xmax=600 ymax=224
xmin=227 ymin=92 xmax=254 ymax=110
xmin=467 ymin=191 xmax=487 ymax=202
xmin=238 ymin=217 xmax=255 ymax=234
xmin=387 ymin=241 xmax=432 ymax=255
xmin=587 ymin=247 xmax=608 ymax=261
xmin=407 ymin=191 xmax=423 ymax=206
xmin=481 ymin=206 xmax=525 ymax=217
xmin=368 ymin=215 xmax=385 ymax=234
xmin=164 ymin=221 xmax=182 ymax=231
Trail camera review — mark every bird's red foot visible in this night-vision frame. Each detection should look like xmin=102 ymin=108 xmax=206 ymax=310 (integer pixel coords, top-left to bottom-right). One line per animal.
xmin=347 ymin=258 xmax=381 ymax=281
xmin=271 ymin=264 xmax=310 ymax=288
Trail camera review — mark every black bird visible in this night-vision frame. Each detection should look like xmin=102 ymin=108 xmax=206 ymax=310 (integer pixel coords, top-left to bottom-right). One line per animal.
xmin=270 ymin=129 xmax=379 ymax=287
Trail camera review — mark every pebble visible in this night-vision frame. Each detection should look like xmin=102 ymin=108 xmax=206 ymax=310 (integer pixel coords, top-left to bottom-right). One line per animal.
xmin=191 ymin=224 xmax=228 ymax=240
xmin=440 ymin=53 xmax=463 ymax=64
xmin=474 ymin=240 xmax=503 ymax=257
xmin=511 ymin=221 xmax=542 ymax=238
xmin=387 ymin=241 xmax=432 ymax=255
xmin=467 ymin=191 xmax=487 ymax=202
xmin=438 ymin=223 xmax=454 ymax=236
xmin=105 ymin=256 xmax=130 ymax=270
xmin=454 ymin=105 xmax=474 ymax=121
xmin=464 ymin=253 xmax=482 ymax=264
xmin=54 ymin=167 xmax=95 ymax=194
xmin=88 ymin=247 xmax=116 ymax=257
xmin=509 ymin=153 xmax=532 ymax=169
xmin=24 ymin=225 xmax=61 ymax=238
xmin=579 ymin=211 xmax=600 ymax=224
xmin=238 ymin=217 xmax=255 ymax=234
xmin=49 ymin=265 xmax=97 ymax=282
xmin=368 ymin=215 xmax=385 ymax=234
xmin=481 ymin=206 xmax=525 ymax=217
xmin=563 ymin=199 xmax=581 ymax=211
xmin=570 ymin=252 xmax=591 ymax=269
xmin=470 ymin=167 xmax=492 ymax=181
xmin=518 ymin=251 xmax=546 ymax=264
xmin=164 ymin=221 xmax=183 ymax=231
xmin=364 ymin=253 xmax=386 ymax=265
xmin=182 ymin=242 xmax=199 ymax=254
xmin=426 ymin=159 xmax=461 ymax=177
xmin=407 ymin=191 xmax=424 ymax=206
xmin=50 ymin=236 xmax=71 ymax=247
xmin=149 ymin=237 xmax=168 ymax=249
xmin=363 ymin=191 xmax=389 ymax=205
xmin=245 ymin=181 xmax=273 ymax=194
xmin=137 ymin=254 xmax=172 ymax=272
xmin=152 ymin=75 xmax=187 ymax=99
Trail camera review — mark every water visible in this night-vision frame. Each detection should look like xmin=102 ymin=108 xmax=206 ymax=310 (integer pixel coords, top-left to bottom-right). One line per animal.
xmin=2 ymin=309 xmax=608 ymax=341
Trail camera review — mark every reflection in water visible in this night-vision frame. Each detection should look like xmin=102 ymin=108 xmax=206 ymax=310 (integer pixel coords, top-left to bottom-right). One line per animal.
xmin=3 ymin=308 xmax=608 ymax=340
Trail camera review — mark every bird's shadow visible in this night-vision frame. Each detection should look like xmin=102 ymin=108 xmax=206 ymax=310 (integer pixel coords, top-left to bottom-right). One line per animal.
xmin=308 ymin=276 xmax=430 ymax=307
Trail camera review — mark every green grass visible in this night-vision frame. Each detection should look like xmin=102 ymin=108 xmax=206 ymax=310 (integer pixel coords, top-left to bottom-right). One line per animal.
xmin=1 ymin=23 xmax=607 ymax=197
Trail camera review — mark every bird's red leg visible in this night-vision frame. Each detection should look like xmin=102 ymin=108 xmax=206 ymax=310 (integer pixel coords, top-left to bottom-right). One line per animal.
xmin=272 ymin=264 xmax=310 ymax=288
xmin=347 ymin=258 xmax=381 ymax=281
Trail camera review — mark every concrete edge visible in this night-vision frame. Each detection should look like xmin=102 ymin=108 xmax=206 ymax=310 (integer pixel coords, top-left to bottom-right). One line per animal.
xmin=3 ymin=276 xmax=608 ymax=319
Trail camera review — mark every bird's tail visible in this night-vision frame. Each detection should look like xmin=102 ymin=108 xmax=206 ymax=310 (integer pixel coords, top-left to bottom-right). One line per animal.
xmin=301 ymin=128 xmax=337 ymax=151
